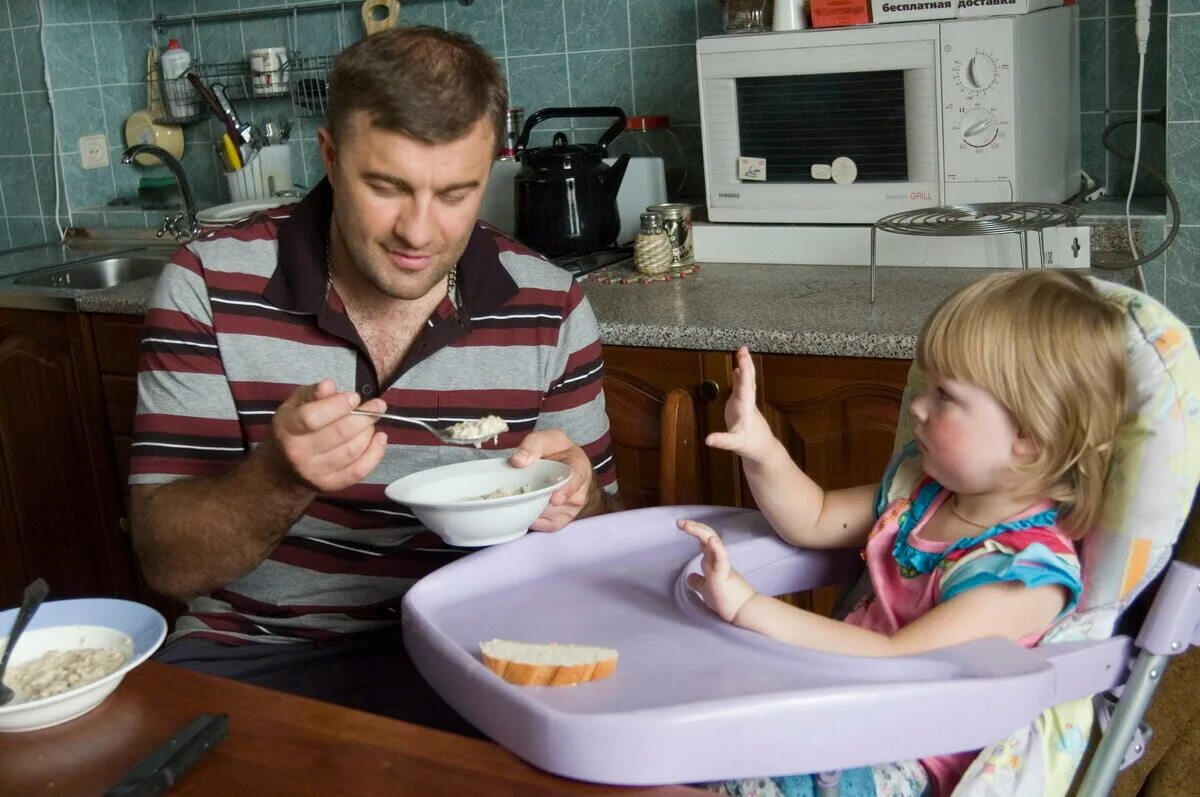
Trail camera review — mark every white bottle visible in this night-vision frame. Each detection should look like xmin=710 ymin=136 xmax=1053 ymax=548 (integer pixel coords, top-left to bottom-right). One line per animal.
xmin=159 ymin=39 xmax=197 ymax=119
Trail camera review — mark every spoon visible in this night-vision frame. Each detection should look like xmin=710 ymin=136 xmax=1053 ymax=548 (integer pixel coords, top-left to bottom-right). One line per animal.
xmin=349 ymin=411 xmax=508 ymax=447
xmin=0 ymin=578 xmax=50 ymax=706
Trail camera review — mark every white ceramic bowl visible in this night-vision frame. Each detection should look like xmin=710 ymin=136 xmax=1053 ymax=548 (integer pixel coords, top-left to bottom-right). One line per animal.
xmin=0 ymin=598 xmax=166 ymax=732
xmin=385 ymin=458 xmax=573 ymax=547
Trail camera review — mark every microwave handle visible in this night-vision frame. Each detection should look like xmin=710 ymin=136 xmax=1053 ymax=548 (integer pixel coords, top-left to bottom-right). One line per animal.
xmin=516 ymin=107 xmax=627 ymax=153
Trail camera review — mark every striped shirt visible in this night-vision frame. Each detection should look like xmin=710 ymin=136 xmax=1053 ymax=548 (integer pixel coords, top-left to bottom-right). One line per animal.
xmin=131 ymin=179 xmax=616 ymax=645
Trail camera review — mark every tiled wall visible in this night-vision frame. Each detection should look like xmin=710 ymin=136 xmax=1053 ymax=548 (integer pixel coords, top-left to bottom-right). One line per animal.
xmin=0 ymin=0 xmax=725 ymax=249
xmin=0 ymin=0 xmax=1179 ymax=258
xmin=1079 ymin=0 xmax=1170 ymax=197
xmin=1160 ymin=0 xmax=1200 ymax=327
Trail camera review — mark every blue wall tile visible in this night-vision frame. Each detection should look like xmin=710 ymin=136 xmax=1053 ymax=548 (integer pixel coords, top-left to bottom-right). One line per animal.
xmin=564 ymin=0 xmax=628 ymax=52
xmin=13 ymin=25 xmax=47 ymax=92
xmin=1168 ymin=15 xmax=1200 ymax=122
xmin=60 ymin=152 xmax=115 ymax=209
xmin=42 ymin=0 xmax=90 ymax=24
xmin=508 ymin=53 xmax=571 ymax=118
xmin=33 ymin=153 xmax=62 ymax=216
xmin=630 ymin=0 xmax=696 ymax=47
xmin=0 ymin=156 xmax=42 ymax=216
xmin=632 ymin=46 xmax=699 ymax=124
xmin=22 ymin=91 xmax=53 ymax=155
xmin=52 ymin=86 xmax=104 ymax=151
xmin=1165 ymin=227 xmax=1200 ymax=325
xmin=504 ymin=0 xmax=565 ymax=56
xmin=8 ymin=1 xmax=42 ymax=29
xmin=0 ymin=33 xmax=19 ymax=94
xmin=1079 ymin=19 xmax=1106 ymax=113
xmin=1081 ymin=112 xmax=1107 ymax=185
xmin=114 ymin=0 xmax=151 ymax=22
xmin=8 ymin=216 xmax=50 ymax=248
xmin=89 ymin=0 xmax=117 ymax=23
xmin=94 ymin=21 xmax=129 ymax=84
xmin=0 ymin=95 xmax=31 ymax=156
xmin=568 ymin=50 xmax=633 ymax=119
xmin=43 ymin=23 xmax=99 ymax=89
xmin=1167 ymin=122 xmax=1199 ymax=224
xmin=445 ymin=0 xmax=505 ymax=56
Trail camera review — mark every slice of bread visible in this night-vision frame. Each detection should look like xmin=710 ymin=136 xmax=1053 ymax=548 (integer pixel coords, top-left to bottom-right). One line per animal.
xmin=479 ymin=639 xmax=619 ymax=687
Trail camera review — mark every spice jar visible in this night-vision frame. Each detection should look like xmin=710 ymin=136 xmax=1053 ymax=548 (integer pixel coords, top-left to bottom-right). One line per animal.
xmin=645 ymin=203 xmax=694 ymax=267
xmin=634 ymin=212 xmax=673 ymax=276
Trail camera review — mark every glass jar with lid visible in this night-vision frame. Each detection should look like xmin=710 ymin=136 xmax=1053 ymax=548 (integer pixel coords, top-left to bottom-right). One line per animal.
xmin=720 ymin=0 xmax=772 ymax=33
xmin=606 ymin=116 xmax=688 ymax=201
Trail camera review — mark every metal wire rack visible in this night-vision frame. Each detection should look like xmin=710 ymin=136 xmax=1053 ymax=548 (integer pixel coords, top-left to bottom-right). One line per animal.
xmin=869 ymin=202 xmax=1082 ymax=302
xmin=286 ymin=56 xmax=333 ymax=119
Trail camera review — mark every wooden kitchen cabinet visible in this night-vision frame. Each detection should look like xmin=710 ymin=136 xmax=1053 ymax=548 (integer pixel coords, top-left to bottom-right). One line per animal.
xmin=0 ymin=310 xmax=137 ymax=606
xmin=603 ymin=346 xmax=911 ymax=615
xmin=603 ymin=346 xmax=910 ymax=504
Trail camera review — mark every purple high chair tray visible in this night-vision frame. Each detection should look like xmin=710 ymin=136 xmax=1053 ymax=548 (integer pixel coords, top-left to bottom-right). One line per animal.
xmin=402 ymin=506 xmax=1129 ymax=785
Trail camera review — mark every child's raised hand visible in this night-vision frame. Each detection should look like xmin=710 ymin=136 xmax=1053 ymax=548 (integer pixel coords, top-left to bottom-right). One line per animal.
xmin=678 ymin=519 xmax=757 ymax=624
xmin=705 ymin=347 xmax=776 ymax=464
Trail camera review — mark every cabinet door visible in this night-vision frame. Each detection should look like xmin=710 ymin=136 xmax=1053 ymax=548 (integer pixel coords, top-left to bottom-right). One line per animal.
xmin=0 ymin=310 xmax=135 ymax=604
xmin=755 ymin=355 xmax=910 ymax=615
xmin=757 ymin=354 xmax=910 ymax=494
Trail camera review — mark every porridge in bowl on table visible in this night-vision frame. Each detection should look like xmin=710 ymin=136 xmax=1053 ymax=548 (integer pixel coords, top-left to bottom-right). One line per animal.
xmin=0 ymin=598 xmax=166 ymax=732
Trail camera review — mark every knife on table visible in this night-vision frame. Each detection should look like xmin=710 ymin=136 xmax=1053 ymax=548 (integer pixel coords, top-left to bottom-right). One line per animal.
xmin=103 ymin=712 xmax=229 ymax=797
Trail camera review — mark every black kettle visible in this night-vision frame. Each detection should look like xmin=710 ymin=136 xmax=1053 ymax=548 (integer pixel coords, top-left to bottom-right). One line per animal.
xmin=515 ymin=107 xmax=631 ymax=258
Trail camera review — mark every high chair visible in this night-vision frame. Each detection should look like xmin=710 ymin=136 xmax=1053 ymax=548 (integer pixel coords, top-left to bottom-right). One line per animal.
xmin=400 ymin=278 xmax=1200 ymax=797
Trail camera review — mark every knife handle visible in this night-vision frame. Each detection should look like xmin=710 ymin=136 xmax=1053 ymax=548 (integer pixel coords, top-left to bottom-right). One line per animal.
xmin=104 ymin=713 xmax=229 ymax=797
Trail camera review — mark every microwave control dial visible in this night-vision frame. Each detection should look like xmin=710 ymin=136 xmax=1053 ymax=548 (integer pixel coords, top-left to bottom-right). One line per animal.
xmin=958 ymin=53 xmax=998 ymax=94
xmin=961 ymin=112 xmax=1000 ymax=148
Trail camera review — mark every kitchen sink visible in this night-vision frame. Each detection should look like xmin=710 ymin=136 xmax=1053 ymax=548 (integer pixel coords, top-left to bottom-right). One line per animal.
xmin=13 ymin=256 xmax=168 ymax=289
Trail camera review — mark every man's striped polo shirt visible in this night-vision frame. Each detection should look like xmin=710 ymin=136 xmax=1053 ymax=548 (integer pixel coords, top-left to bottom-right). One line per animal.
xmin=131 ymin=179 xmax=616 ymax=645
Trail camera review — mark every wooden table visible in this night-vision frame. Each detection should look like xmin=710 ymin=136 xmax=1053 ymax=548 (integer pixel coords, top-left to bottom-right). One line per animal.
xmin=0 ymin=661 xmax=706 ymax=796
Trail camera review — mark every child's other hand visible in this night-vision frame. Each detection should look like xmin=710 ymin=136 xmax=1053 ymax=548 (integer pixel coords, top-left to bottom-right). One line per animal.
xmin=705 ymin=347 xmax=776 ymax=465
xmin=678 ymin=519 xmax=757 ymax=624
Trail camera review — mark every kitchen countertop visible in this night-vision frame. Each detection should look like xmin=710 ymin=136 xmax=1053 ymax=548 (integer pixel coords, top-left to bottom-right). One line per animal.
xmin=54 ymin=261 xmax=1133 ymax=360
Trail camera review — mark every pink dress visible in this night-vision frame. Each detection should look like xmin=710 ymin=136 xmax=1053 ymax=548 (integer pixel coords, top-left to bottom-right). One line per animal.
xmin=842 ymin=478 xmax=1083 ymax=797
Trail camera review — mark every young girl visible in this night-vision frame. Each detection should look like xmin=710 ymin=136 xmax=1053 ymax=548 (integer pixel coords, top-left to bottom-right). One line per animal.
xmin=680 ymin=271 xmax=1129 ymax=797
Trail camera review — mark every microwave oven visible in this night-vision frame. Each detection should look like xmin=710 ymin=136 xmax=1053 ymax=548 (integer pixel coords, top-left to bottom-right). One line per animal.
xmin=696 ymin=5 xmax=1080 ymax=224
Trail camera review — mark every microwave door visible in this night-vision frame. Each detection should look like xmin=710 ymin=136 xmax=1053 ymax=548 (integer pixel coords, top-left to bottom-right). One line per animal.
xmin=699 ymin=37 xmax=941 ymax=223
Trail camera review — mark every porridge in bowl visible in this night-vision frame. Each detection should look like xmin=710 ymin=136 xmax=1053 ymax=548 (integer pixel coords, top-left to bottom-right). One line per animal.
xmin=3 ymin=647 xmax=126 ymax=703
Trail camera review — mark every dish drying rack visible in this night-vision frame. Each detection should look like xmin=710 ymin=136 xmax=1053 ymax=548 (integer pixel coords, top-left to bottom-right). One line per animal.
xmin=869 ymin=202 xmax=1081 ymax=302
xmin=151 ymin=55 xmax=333 ymax=126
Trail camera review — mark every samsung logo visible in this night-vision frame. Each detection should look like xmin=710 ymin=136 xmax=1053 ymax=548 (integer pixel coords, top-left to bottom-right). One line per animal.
xmin=718 ymin=192 xmax=741 ymax=199
xmin=881 ymin=1 xmax=951 ymax=10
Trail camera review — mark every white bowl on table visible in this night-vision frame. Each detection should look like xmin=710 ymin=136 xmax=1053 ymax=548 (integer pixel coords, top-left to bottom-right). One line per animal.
xmin=385 ymin=458 xmax=573 ymax=547
xmin=0 ymin=598 xmax=166 ymax=732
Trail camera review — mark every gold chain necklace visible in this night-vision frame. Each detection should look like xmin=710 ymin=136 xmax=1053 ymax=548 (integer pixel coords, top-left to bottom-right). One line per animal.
xmin=949 ymin=496 xmax=993 ymax=530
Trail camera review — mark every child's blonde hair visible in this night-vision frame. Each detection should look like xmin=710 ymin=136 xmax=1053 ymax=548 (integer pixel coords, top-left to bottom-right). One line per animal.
xmin=915 ymin=271 xmax=1128 ymax=536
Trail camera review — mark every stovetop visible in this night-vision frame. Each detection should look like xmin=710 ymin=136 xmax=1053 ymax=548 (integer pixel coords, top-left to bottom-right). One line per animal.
xmin=550 ymin=248 xmax=634 ymax=280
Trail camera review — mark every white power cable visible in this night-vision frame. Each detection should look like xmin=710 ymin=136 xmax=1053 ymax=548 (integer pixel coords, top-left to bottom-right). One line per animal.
xmin=36 ymin=0 xmax=66 ymax=241
xmin=1125 ymin=0 xmax=1153 ymax=259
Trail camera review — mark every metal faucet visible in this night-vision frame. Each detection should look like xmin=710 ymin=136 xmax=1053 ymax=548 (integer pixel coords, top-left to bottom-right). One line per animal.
xmin=121 ymin=144 xmax=201 ymax=243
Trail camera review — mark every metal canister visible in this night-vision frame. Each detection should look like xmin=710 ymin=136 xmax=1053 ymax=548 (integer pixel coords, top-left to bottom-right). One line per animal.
xmin=645 ymin=203 xmax=693 ymax=266
xmin=498 ymin=107 xmax=524 ymax=160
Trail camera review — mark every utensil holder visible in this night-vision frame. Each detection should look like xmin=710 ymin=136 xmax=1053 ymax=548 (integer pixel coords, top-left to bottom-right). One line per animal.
xmin=225 ymin=144 xmax=294 ymax=202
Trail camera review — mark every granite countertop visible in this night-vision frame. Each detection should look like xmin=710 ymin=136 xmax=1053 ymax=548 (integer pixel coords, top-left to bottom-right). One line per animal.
xmin=67 ymin=262 xmax=1134 ymax=360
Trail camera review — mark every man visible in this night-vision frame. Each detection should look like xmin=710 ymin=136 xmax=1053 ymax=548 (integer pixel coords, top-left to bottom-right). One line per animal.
xmin=130 ymin=27 xmax=616 ymax=734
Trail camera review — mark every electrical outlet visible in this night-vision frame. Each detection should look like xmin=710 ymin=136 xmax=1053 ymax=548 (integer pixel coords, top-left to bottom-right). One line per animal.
xmin=80 ymin=134 xmax=109 ymax=170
